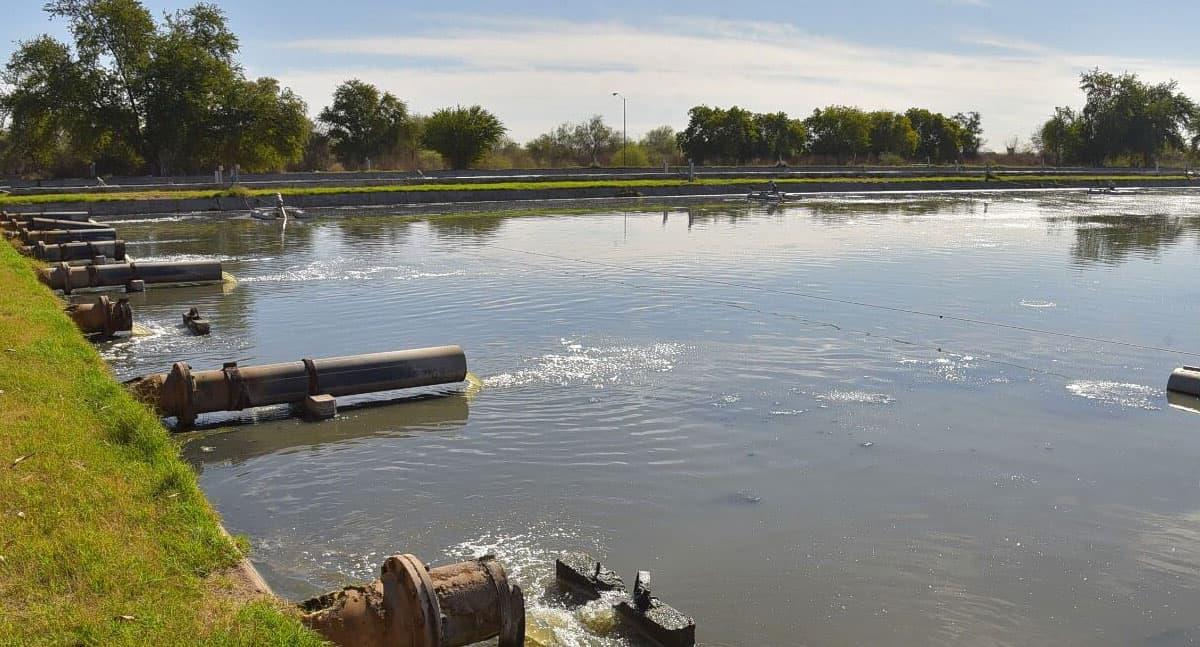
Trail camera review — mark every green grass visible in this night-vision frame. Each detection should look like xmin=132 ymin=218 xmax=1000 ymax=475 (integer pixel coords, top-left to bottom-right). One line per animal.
xmin=0 ymin=242 xmax=325 ymax=646
xmin=0 ymin=174 xmax=1189 ymax=206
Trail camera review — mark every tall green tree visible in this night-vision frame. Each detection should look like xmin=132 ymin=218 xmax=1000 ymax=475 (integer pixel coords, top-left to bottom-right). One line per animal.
xmin=867 ymin=111 xmax=917 ymax=159
xmin=421 ymin=105 xmax=506 ymax=170
xmin=952 ymin=111 xmax=984 ymax=159
xmin=905 ymin=108 xmax=962 ymax=163
xmin=1 ymin=0 xmax=308 ymax=176
xmin=805 ymin=106 xmax=871 ymax=163
xmin=318 ymin=79 xmax=414 ymax=169
xmin=1036 ymin=107 xmax=1082 ymax=166
xmin=754 ymin=112 xmax=807 ymax=164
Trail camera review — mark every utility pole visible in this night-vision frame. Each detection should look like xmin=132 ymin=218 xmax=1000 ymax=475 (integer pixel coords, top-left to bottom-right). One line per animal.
xmin=612 ymin=92 xmax=627 ymax=167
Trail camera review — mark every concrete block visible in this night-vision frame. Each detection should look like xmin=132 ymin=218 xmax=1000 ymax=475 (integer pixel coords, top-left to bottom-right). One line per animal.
xmin=303 ymin=394 xmax=337 ymax=420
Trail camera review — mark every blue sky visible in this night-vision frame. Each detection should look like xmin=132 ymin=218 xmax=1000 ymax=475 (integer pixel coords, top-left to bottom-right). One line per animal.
xmin=5 ymin=1 xmax=1200 ymax=149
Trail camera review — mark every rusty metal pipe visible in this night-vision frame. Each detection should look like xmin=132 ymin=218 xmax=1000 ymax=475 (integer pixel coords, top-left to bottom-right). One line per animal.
xmin=27 ymin=217 xmax=109 ymax=231
xmin=301 ymin=553 xmax=524 ymax=647
xmin=30 ymin=240 xmax=126 ymax=262
xmin=67 ymin=295 xmax=133 ymax=337
xmin=21 ymin=228 xmax=117 ymax=244
xmin=146 ymin=345 xmax=466 ymax=426
xmin=38 ymin=260 xmax=222 ymax=294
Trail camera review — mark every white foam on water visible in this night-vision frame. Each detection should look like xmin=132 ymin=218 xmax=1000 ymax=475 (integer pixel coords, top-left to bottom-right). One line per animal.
xmin=816 ymin=390 xmax=896 ymax=405
xmin=240 ymin=257 xmax=464 ymax=283
xmin=1066 ymin=380 xmax=1161 ymax=410
xmin=1020 ymin=299 xmax=1057 ymax=309
xmin=484 ymin=339 xmax=687 ymax=389
xmin=443 ymin=528 xmax=627 ymax=647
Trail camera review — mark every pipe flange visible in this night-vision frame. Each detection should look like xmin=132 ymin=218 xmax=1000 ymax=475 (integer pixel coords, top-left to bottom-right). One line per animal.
xmin=58 ymin=262 xmax=72 ymax=294
xmin=302 ymin=358 xmax=320 ymax=396
xmin=481 ymin=556 xmax=525 ymax=647
xmin=381 ymin=554 xmax=443 ymax=647
xmin=162 ymin=362 xmax=197 ymax=428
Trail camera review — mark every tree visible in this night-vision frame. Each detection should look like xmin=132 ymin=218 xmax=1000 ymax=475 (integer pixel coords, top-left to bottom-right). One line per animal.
xmin=805 ymin=106 xmax=871 ymax=163
xmin=867 ymin=111 xmax=917 ymax=160
xmin=677 ymin=106 xmax=724 ymax=164
xmin=215 ymin=77 xmax=309 ymax=172
xmin=905 ymin=108 xmax=962 ymax=163
xmin=570 ymin=115 xmax=615 ymax=167
xmin=754 ymin=112 xmax=807 ymax=164
xmin=421 ymin=105 xmax=505 ymax=170
xmin=1037 ymin=107 xmax=1081 ymax=166
xmin=525 ymin=124 xmax=575 ymax=167
xmin=318 ymin=80 xmax=414 ymax=169
xmin=639 ymin=126 xmax=680 ymax=164
xmin=2 ymin=0 xmax=309 ymax=176
xmin=952 ymin=112 xmax=984 ymax=159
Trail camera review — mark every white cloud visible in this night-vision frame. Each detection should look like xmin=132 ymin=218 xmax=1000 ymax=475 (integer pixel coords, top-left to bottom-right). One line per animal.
xmin=269 ymin=17 xmax=1200 ymax=150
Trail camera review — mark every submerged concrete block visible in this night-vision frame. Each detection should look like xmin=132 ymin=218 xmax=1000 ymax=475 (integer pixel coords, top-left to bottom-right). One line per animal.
xmin=303 ymin=394 xmax=337 ymax=420
xmin=555 ymin=552 xmax=625 ymax=600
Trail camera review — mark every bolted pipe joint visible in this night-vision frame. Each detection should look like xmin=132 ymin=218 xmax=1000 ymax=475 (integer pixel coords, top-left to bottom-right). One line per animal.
xmin=38 ymin=260 xmax=223 ymax=294
xmin=66 ymin=295 xmax=133 ymax=338
xmin=300 ymin=553 xmax=525 ymax=647
xmin=131 ymin=345 xmax=467 ymax=428
xmin=29 ymin=240 xmax=126 ymax=262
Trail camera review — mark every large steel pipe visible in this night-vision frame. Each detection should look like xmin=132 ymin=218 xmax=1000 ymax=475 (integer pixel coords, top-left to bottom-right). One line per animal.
xmin=38 ymin=260 xmax=222 ymax=293
xmin=67 ymin=295 xmax=132 ymax=337
xmin=27 ymin=217 xmax=109 ymax=231
xmin=21 ymin=228 xmax=117 ymax=244
xmin=28 ymin=240 xmax=126 ymax=262
xmin=301 ymin=553 xmax=524 ymax=647
xmin=149 ymin=345 xmax=466 ymax=426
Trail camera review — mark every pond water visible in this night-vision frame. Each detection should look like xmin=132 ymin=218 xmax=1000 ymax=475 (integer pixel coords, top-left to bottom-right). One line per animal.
xmin=101 ymin=190 xmax=1200 ymax=646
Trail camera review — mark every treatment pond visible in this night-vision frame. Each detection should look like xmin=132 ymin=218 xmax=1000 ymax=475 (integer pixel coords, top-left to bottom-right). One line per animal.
xmin=102 ymin=190 xmax=1200 ymax=646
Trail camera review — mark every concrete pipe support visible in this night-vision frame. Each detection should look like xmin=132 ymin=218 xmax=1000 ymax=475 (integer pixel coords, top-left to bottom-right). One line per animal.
xmin=301 ymin=553 xmax=524 ymax=647
xmin=26 ymin=217 xmax=110 ymax=231
xmin=21 ymin=228 xmax=117 ymax=244
xmin=38 ymin=260 xmax=223 ymax=294
xmin=29 ymin=240 xmax=126 ymax=262
xmin=67 ymin=295 xmax=132 ymax=337
xmin=145 ymin=345 xmax=466 ymax=426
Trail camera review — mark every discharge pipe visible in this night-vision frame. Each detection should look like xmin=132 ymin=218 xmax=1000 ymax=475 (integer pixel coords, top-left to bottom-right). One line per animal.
xmin=67 ymin=295 xmax=132 ymax=338
xmin=300 ymin=553 xmax=524 ymax=647
xmin=26 ymin=240 xmax=126 ymax=262
xmin=38 ymin=260 xmax=222 ymax=294
xmin=21 ymin=228 xmax=117 ymax=244
xmin=132 ymin=345 xmax=467 ymax=427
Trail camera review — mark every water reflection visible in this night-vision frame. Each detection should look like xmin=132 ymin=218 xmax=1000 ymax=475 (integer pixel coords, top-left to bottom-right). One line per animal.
xmin=1066 ymin=214 xmax=1200 ymax=264
xmin=181 ymin=393 xmax=470 ymax=471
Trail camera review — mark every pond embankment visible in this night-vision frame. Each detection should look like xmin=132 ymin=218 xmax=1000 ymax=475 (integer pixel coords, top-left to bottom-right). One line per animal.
xmin=2 ymin=174 xmax=1194 ymax=217
xmin=0 ymin=242 xmax=322 ymax=645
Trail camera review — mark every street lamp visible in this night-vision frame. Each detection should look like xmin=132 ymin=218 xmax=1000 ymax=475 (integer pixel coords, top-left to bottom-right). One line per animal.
xmin=612 ymin=92 xmax=627 ymax=167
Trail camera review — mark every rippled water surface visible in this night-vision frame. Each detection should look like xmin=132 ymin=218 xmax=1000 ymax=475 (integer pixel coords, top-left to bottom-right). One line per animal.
xmin=102 ymin=190 xmax=1200 ymax=646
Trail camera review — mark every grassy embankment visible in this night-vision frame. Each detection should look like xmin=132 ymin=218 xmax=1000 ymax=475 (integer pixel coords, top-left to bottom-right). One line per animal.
xmin=0 ymin=241 xmax=323 ymax=645
xmin=0 ymin=174 xmax=1187 ymax=205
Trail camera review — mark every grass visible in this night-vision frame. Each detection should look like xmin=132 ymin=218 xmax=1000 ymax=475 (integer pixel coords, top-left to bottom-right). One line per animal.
xmin=0 ymin=242 xmax=324 ymax=646
xmin=0 ymin=173 xmax=1190 ymax=206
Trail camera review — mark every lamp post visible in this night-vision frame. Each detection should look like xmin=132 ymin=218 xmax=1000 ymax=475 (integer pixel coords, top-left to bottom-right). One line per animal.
xmin=612 ymin=92 xmax=627 ymax=167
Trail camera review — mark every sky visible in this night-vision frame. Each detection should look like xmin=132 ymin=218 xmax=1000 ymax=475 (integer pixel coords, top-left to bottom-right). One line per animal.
xmin=4 ymin=0 xmax=1200 ymax=151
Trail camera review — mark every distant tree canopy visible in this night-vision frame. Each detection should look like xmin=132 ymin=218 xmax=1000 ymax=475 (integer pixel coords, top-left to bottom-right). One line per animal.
xmin=421 ymin=105 xmax=506 ymax=170
xmin=0 ymin=0 xmax=309 ymax=176
xmin=675 ymin=104 xmax=975 ymax=165
xmin=1034 ymin=69 xmax=1197 ymax=166
xmin=318 ymin=79 xmax=415 ymax=170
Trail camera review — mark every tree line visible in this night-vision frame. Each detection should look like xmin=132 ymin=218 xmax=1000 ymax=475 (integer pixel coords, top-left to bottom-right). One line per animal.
xmin=1033 ymin=69 xmax=1199 ymax=167
xmin=3 ymin=1 xmax=1199 ymax=177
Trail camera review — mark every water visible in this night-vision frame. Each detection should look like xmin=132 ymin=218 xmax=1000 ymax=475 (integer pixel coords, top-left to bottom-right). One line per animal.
xmin=101 ymin=190 xmax=1200 ymax=646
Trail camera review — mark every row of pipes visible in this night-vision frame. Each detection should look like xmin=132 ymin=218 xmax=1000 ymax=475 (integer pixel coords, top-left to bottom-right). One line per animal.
xmin=3 ymin=208 xmax=698 ymax=646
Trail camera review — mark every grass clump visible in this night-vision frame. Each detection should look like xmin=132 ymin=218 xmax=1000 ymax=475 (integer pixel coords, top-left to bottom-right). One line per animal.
xmin=0 ymin=242 xmax=323 ymax=645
